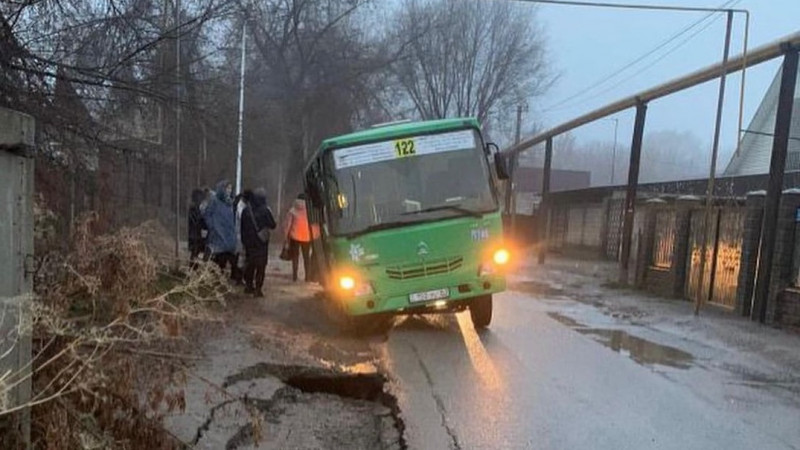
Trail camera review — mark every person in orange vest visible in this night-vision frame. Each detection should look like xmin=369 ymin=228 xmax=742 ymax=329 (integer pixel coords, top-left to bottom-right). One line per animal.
xmin=284 ymin=193 xmax=312 ymax=282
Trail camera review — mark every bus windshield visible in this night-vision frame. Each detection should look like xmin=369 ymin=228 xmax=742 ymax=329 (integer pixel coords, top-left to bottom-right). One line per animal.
xmin=326 ymin=128 xmax=497 ymax=236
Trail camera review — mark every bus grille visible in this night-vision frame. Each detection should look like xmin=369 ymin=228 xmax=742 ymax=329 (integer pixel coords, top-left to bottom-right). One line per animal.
xmin=385 ymin=257 xmax=463 ymax=280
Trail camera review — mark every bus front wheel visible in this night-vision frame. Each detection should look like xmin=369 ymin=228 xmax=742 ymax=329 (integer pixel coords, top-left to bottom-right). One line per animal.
xmin=469 ymin=295 xmax=493 ymax=330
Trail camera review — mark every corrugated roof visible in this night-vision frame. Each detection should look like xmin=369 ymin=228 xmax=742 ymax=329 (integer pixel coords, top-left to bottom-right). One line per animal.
xmin=724 ymin=66 xmax=800 ymax=176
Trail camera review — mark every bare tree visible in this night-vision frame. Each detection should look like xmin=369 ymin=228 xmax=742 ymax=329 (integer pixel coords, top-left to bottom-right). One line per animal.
xmin=550 ymin=129 xmax=709 ymax=186
xmin=238 ymin=0 xmax=396 ymax=207
xmin=391 ymin=0 xmax=551 ymax=127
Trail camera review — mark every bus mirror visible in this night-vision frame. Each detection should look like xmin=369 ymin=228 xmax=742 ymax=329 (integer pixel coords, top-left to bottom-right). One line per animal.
xmin=305 ymin=173 xmax=324 ymax=207
xmin=485 ymin=142 xmax=500 ymax=156
xmin=494 ymin=152 xmax=510 ymax=180
xmin=308 ymin=183 xmax=324 ymax=208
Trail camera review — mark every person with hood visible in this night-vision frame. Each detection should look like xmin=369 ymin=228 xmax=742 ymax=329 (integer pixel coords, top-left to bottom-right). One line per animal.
xmin=188 ymin=189 xmax=207 ymax=263
xmin=241 ymin=188 xmax=277 ymax=296
xmin=284 ymin=193 xmax=312 ymax=282
xmin=203 ymin=180 xmax=237 ymax=276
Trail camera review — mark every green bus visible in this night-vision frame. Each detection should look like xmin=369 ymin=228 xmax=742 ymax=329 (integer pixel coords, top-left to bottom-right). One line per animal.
xmin=303 ymin=118 xmax=511 ymax=332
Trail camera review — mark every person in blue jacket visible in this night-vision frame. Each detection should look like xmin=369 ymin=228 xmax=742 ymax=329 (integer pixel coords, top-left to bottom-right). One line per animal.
xmin=203 ymin=180 xmax=237 ymax=277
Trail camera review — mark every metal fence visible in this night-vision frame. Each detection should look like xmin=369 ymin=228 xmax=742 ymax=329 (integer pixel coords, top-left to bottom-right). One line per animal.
xmin=652 ymin=210 xmax=676 ymax=269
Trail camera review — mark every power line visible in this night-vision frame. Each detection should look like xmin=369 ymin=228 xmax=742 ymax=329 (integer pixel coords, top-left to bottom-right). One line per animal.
xmin=552 ymin=2 xmax=734 ymax=112
xmin=515 ymin=0 xmax=746 ymax=14
xmin=543 ymin=0 xmax=739 ymax=112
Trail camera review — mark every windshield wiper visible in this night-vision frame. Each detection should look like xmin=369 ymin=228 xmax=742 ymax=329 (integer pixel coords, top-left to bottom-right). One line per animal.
xmin=344 ymin=221 xmax=411 ymax=239
xmin=401 ymin=204 xmax=483 ymax=218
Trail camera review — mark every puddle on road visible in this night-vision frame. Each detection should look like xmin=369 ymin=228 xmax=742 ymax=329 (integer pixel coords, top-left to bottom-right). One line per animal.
xmin=511 ymin=281 xmax=566 ymax=297
xmin=546 ymin=312 xmax=583 ymax=328
xmin=547 ymin=312 xmax=693 ymax=370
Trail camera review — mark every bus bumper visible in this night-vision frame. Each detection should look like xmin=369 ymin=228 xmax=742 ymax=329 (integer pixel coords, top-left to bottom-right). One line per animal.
xmin=337 ymin=274 xmax=507 ymax=317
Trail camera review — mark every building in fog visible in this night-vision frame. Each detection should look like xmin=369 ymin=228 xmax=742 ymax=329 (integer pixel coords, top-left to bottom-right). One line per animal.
xmin=724 ymin=66 xmax=800 ymax=176
xmin=513 ymin=167 xmax=591 ymax=215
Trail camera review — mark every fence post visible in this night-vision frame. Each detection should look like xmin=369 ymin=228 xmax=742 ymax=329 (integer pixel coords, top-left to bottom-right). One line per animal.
xmin=753 ymin=46 xmax=799 ymax=323
xmin=0 ymin=107 xmax=35 ymax=447
xmin=736 ymin=191 xmax=765 ymax=316
xmin=673 ymin=196 xmax=699 ymax=298
xmin=764 ymin=189 xmax=800 ymax=323
xmin=620 ymin=100 xmax=648 ymax=283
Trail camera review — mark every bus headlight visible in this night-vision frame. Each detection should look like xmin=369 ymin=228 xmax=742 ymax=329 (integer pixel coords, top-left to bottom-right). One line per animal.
xmin=493 ymin=248 xmax=510 ymax=265
xmin=338 ymin=276 xmax=374 ymax=297
xmin=339 ymin=276 xmax=356 ymax=290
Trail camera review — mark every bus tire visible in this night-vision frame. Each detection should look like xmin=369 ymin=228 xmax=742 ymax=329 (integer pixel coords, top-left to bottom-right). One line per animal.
xmin=469 ymin=295 xmax=492 ymax=329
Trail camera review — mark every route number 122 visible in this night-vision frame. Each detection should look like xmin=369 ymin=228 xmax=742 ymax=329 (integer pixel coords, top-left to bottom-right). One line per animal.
xmin=394 ymin=138 xmax=416 ymax=158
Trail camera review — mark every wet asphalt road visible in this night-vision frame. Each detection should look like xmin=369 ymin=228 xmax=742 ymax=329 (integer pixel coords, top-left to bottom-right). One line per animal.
xmin=383 ymin=291 xmax=798 ymax=450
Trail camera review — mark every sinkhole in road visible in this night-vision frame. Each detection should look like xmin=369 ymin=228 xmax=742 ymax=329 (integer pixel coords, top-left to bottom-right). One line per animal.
xmin=222 ymin=363 xmax=407 ymax=450
xmin=547 ymin=312 xmax=694 ymax=369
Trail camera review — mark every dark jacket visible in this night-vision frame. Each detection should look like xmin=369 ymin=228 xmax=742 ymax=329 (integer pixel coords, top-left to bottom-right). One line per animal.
xmin=188 ymin=205 xmax=206 ymax=249
xmin=241 ymin=192 xmax=277 ymax=258
xmin=203 ymin=181 xmax=237 ymax=254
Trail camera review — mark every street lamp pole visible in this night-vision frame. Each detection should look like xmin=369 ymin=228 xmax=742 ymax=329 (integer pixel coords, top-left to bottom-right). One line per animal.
xmin=174 ymin=0 xmax=181 ymax=266
xmin=235 ymin=21 xmax=246 ymax=194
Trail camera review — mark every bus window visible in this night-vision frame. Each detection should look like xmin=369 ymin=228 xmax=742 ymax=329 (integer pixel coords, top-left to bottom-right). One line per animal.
xmin=326 ymin=129 xmax=497 ymax=236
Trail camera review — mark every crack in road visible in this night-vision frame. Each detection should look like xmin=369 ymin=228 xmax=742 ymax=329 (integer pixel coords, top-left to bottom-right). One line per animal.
xmin=409 ymin=342 xmax=462 ymax=450
xmin=192 ymin=398 xmax=239 ymax=445
xmin=192 ymin=382 xmax=290 ymax=448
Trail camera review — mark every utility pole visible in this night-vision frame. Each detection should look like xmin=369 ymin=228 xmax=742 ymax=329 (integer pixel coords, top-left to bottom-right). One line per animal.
xmin=538 ymin=137 xmax=553 ymax=265
xmin=695 ymin=10 xmax=733 ymax=315
xmin=610 ymin=117 xmax=618 ymax=184
xmin=235 ymin=21 xmax=246 ymax=194
xmin=619 ymin=101 xmax=647 ymax=281
xmin=506 ymin=104 xmax=524 ymax=235
xmin=174 ymin=0 xmax=182 ymax=265
xmin=752 ymin=48 xmax=799 ymax=323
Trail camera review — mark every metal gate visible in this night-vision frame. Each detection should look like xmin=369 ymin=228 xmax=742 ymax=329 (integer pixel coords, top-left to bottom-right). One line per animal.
xmin=606 ymin=199 xmax=623 ymax=260
xmin=686 ymin=207 xmax=744 ymax=308
xmin=710 ymin=209 xmax=745 ymax=308
xmin=652 ymin=210 xmax=677 ymax=269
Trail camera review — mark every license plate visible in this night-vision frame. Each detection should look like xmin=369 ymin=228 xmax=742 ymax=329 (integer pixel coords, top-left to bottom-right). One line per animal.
xmin=409 ymin=288 xmax=450 ymax=303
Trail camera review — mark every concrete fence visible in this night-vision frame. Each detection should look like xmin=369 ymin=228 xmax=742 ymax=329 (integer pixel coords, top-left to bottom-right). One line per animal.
xmin=0 ymin=107 xmax=34 ymax=444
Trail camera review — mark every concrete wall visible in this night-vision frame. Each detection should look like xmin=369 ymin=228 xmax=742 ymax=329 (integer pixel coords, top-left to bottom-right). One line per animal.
xmin=549 ymin=203 xmax=606 ymax=254
xmin=0 ymin=107 xmax=34 ymax=443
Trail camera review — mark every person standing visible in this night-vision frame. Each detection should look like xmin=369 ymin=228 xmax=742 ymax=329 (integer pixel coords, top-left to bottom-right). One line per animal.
xmin=241 ymin=189 xmax=277 ymax=296
xmin=203 ymin=180 xmax=237 ymax=276
xmin=188 ymin=189 xmax=207 ymax=264
xmin=200 ymin=188 xmax=213 ymax=260
xmin=284 ymin=193 xmax=312 ymax=282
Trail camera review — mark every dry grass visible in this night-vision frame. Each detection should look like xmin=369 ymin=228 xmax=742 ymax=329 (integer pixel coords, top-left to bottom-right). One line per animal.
xmin=1 ymin=212 xmax=231 ymax=449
